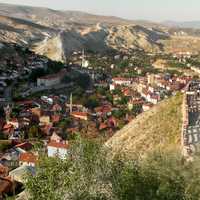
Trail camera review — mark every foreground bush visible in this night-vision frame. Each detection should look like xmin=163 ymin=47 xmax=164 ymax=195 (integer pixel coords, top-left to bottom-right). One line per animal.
xmin=26 ymin=139 xmax=200 ymax=200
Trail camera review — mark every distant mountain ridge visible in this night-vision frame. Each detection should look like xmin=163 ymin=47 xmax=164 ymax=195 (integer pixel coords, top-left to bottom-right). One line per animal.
xmin=0 ymin=3 xmax=160 ymax=28
xmin=163 ymin=21 xmax=200 ymax=29
xmin=0 ymin=3 xmax=200 ymax=61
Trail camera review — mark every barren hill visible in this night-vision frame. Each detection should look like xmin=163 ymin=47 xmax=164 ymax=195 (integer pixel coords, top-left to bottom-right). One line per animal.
xmin=1 ymin=3 xmax=200 ymax=61
xmin=106 ymin=94 xmax=183 ymax=158
xmin=0 ymin=14 xmax=57 ymax=46
xmin=0 ymin=3 xmax=159 ymax=28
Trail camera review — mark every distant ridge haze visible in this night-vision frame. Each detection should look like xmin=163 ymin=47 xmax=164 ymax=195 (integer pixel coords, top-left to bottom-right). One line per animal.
xmin=1 ymin=0 xmax=200 ymax=22
xmin=1 ymin=2 xmax=200 ymax=62
xmin=163 ymin=21 xmax=200 ymax=29
xmin=0 ymin=2 xmax=200 ymax=29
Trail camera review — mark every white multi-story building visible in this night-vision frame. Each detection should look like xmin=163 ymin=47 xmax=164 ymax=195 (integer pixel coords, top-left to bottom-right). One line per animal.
xmin=37 ymin=69 xmax=67 ymax=87
xmin=37 ymin=75 xmax=61 ymax=87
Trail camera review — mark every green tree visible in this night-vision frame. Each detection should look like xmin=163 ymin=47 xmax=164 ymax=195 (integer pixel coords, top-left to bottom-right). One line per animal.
xmin=47 ymin=61 xmax=64 ymax=74
xmin=76 ymin=73 xmax=91 ymax=90
xmin=132 ymin=104 xmax=142 ymax=116
xmin=84 ymin=95 xmax=100 ymax=109
xmin=29 ymin=68 xmax=46 ymax=82
xmin=112 ymin=109 xmax=127 ymax=119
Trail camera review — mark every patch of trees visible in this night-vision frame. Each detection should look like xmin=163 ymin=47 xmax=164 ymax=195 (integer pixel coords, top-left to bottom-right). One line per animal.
xmin=47 ymin=61 xmax=64 ymax=74
xmin=84 ymin=95 xmax=100 ymax=110
xmin=29 ymin=68 xmax=46 ymax=82
xmin=76 ymin=73 xmax=91 ymax=90
xmin=132 ymin=104 xmax=142 ymax=116
xmin=63 ymin=72 xmax=91 ymax=90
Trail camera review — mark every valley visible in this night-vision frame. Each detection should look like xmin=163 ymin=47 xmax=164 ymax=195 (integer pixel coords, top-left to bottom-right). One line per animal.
xmin=1 ymin=2 xmax=200 ymax=199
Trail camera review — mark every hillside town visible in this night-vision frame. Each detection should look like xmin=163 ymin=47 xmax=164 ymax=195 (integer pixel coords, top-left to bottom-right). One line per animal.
xmin=2 ymin=0 xmax=200 ymax=199
xmin=0 ymin=43 xmax=200 ymax=198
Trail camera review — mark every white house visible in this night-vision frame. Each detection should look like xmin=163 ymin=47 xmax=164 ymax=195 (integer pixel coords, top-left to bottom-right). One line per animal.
xmin=147 ymin=94 xmax=160 ymax=105
xmin=47 ymin=141 xmax=69 ymax=159
xmin=112 ymin=78 xmax=132 ymax=86
xmin=109 ymin=84 xmax=116 ymax=91
xmin=19 ymin=152 xmax=37 ymax=167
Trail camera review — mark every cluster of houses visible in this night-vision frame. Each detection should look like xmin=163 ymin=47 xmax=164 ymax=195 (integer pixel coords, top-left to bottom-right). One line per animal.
xmin=0 ymin=47 xmax=197 ymax=197
xmin=110 ymin=73 xmax=192 ymax=113
xmin=0 ymin=96 xmax=74 ymax=197
xmin=0 ymin=141 xmax=36 ymax=198
xmin=0 ymin=43 xmax=48 ymax=100
xmin=0 ymin=130 xmax=70 ymax=197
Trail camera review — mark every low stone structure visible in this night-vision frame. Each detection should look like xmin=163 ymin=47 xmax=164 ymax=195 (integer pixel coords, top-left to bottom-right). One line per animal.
xmin=182 ymin=80 xmax=200 ymax=157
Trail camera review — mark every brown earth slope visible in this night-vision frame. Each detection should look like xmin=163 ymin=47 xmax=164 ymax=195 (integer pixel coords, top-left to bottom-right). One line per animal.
xmin=106 ymin=94 xmax=183 ymax=158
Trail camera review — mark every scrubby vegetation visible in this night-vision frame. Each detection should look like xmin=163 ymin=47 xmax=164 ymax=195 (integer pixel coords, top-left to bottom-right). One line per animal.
xmin=106 ymin=93 xmax=183 ymax=157
xmin=26 ymin=137 xmax=200 ymax=200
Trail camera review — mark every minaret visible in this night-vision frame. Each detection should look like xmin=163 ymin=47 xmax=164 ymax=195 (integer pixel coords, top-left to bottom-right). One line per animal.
xmin=81 ymin=49 xmax=89 ymax=68
xmin=81 ymin=49 xmax=85 ymax=68
xmin=70 ymin=93 xmax=73 ymax=114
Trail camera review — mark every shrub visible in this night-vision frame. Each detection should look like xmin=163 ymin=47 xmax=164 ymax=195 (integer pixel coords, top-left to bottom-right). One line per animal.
xmin=26 ymin=139 xmax=200 ymax=200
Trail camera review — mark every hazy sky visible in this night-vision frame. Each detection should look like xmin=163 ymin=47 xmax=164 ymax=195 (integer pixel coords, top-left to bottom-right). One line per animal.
xmin=0 ymin=0 xmax=199 ymax=22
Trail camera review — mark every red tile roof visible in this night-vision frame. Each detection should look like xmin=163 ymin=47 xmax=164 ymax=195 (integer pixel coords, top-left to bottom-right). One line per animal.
xmin=51 ymin=115 xmax=61 ymax=123
xmin=15 ymin=142 xmax=33 ymax=150
xmin=129 ymin=99 xmax=144 ymax=105
xmin=16 ymin=100 xmax=34 ymax=105
xmin=48 ymin=141 xmax=69 ymax=149
xmin=99 ymin=123 xmax=108 ymax=130
xmin=19 ymin=152 xmax=37 ymax=164
xmin=123 ymin=88 xmax=131 ymax=96
xmin=112 ymin=77 xmax=131 ymax=82
xmin=3 ymin=124 xmax=13 ymax=130
xmin=39 ymin=70 xmax=67 ymax=80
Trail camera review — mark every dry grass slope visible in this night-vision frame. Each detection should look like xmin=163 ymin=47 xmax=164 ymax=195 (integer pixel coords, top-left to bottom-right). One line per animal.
xmin=106 ymin=94 xmax=183 ymax=158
